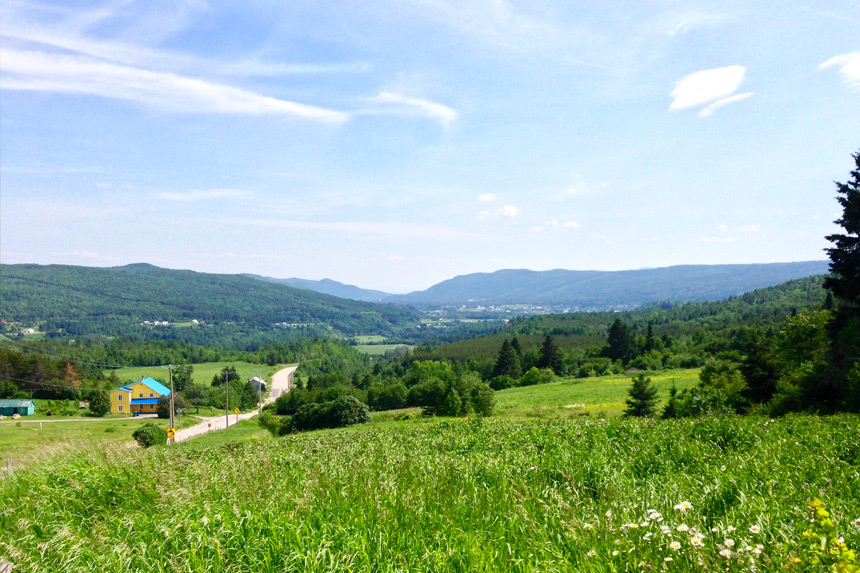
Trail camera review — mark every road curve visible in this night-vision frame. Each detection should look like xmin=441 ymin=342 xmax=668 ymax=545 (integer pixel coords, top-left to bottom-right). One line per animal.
xmin=173 ymin=365 xmax=296 ymax=443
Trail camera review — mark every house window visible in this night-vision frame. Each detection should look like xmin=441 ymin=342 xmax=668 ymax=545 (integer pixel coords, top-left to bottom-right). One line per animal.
xmin=118 ymin=405 xmax=123 ymax=412
xmin=139 ymin=393 xmax=144 ymax=398
xmin=118 ymin=395 xmax=123 ymax=401
xmin=150 ymin=393 xmax=154 ymax=397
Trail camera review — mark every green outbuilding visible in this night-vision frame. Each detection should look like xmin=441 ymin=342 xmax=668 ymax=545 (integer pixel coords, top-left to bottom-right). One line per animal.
xmin=0 ymin=399 xmax=35 ymax=416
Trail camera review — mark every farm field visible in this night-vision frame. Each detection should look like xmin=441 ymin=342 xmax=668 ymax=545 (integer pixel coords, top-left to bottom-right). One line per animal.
xmin=494 ymin=369 xmax=701 ymax=418
xmin=1 ymin=414 xmax=858 ymax=571
xmin=355 ymin=343 xmax=414 ymax=355
xmin=107 ymin=361 xmax=285 ymax=387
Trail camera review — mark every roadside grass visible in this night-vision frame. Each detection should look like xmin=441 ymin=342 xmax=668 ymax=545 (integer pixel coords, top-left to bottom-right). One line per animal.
xmin=0 ymin=414 xmax=201 ymax=469
xmin=107 ymin=361 xmax=285 ymax=387
xmin=2 ymin=414 xmax=858 ymax=571
xmin=494 ymin=369 xmax=700 ymax=418
xmin=355 ymin=343 xmax=414 ymax=355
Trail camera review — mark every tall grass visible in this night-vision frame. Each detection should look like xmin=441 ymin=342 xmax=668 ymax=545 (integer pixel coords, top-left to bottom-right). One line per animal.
xmin=2 ymin=414 xmax=858 ymax=571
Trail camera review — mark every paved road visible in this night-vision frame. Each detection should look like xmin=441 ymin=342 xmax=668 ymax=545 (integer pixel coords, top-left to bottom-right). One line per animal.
xmin=173 ymin=365 xmax=296 ymax=443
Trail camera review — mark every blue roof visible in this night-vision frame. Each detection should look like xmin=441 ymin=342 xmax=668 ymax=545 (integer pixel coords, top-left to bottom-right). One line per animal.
xmin=111 ymin=376 xmax=171 ymax=396
xmin=131 ymin=398 xmax=160 ymax=405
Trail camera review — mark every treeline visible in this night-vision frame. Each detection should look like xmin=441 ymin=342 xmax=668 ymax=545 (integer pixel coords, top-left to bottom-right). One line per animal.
xmin=408 ymin=276 xmax=828 ymax=377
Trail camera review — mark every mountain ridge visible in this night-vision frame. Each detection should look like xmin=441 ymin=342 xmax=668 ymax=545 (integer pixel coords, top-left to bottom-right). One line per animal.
xmin=382 ymin=261 xmax=830 ymax=307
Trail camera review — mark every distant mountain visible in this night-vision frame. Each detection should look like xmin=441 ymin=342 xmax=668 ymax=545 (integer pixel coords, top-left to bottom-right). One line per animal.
xmin=0 ymin=264 xmax=418 ymax=342
xmin=263 ymin=277 xmax=391 ymax=303
xmin=385 ymin=261 xmax=831 ymax=308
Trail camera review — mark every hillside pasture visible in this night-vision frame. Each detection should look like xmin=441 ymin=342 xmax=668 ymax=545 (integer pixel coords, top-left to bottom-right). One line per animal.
xmin=494 ymin=369 xmax=700 ymax=418
xmin=1 ymin=414 xmax=857 ymax=571
xmin=106 ymin=361 xmax=283 ymax=387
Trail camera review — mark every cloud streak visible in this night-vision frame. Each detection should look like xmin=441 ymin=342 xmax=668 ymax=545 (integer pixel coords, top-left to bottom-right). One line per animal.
xmin=670 ymin=65 xmax=752 ymax=116
xmin=1 ymin=49 xmax=349 ymax=122
xmin=369 ymin=92 xmax=458 ymax=127
xmin=820 ymin=52 xmax=860 ymax=92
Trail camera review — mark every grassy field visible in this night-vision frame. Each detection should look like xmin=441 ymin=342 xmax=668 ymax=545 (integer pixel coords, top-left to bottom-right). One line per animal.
xmin=355 ymin=343 xmax=415 ymax=355
xmin=494 ymin=369 xmax=701 ymax=418
xmin=0 ymin=414 xmax=202 ymax=470
xmin=1 ymin=414 xmax=858 ymax=571
xmin=108 ymin=361 xmax=284 ymax=387
xmin=351 ymin=335 xmax=387 ymax=343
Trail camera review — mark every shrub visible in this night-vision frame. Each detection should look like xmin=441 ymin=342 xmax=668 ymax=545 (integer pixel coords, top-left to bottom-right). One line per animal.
xmin=489 ymin=375 xmax=515 ymax=390
xmin=470 ymin=383 xmax=494 ymax=417
xmin=132 ymin=423 xmax=166 ymax=447
xmin=519 ymin=367 xmax=555 ymax=387
xmin=283 ymin=396 xmax=371 ymax=433
xmin=367 ymin=383 xmax=408 ymax=411
xmin=257 ymin=411 xmax=283 ymax=437
xmin=88 ymin=389 xmax=110 ymax=417
xmin=156 ymin=394 xmax=187 ymax=419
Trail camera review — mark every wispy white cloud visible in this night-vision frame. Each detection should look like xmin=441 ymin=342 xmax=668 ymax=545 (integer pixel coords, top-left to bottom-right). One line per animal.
xmin=368 ymin=91 xmax=458 ymax=127
xmin=478 ymin=193 xmax=497 ymax=202
xmin=157 ymin=189 xmax=253 ymax=202
xmin=699 ymin=236 xmax=739 ymax=243
xmin=1 ymin=3 xmax=364 ymax=79
xmin=670 ymin=65 xmax=752 ymax=116
xmin=698 ymin=92 xmax=754 ymax=117
xmin=820 ymin=52 xmax=860 ymax=92
xmin=563 ymin=221 xmax=580 ymax=229
xmin=1 ymin=49 xmax=349 ymax=122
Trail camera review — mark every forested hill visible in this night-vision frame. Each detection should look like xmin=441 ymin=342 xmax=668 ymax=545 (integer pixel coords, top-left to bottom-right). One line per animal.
xmin=258 ymin=276 xmax=391 ymax=303
xmin=0 ymin=263 xmax=418 ymax=342
xmin=415 ymin=274 xmax=829 ymax=364
xmin=387 ymin=261 xmax=830 ymax=307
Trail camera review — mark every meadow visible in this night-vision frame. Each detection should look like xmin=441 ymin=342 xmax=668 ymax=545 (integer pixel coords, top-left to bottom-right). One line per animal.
xmin=1 ymin=412 xmax=859 ymax=571
xmin=107 ymin=361 xmax=283 ymax=387
xmin=494 ymin=369 xmax=700 ymax=418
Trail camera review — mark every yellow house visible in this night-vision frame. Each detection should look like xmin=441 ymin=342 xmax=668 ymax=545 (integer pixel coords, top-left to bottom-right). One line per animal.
xmin=110 ymin=377 xmax=171 ymax=415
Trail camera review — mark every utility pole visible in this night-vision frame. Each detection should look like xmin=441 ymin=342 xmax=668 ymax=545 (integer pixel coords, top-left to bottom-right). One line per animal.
xmin=169 ymin=365 xmax=175 ymax=443
xmin=224 ymin=370 xmax=229 ymax=428
xmin=258 ymin=369 xmax=263 ymax=415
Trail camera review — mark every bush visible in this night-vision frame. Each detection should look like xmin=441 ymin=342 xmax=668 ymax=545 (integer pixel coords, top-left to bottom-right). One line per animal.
xmin=88 ymin=389 xmax=110 ymax=417
xmin=519 ymin=367 xmax=555 ymax=387
xmin=489 ymin=375 xmax=515 ymax=390
xmin=156 ymin=394 xmax=187 ymax=419
xmin=283 ymin=396 xmax=371 ymax=433
xmin=257 ymin=411 xmax=283 ymax=437
xmin=132 ymin=423 xmax=166 ymax=447
xmin=367 ymin=383 xmax=408 ymax=411
xmin=470 ymin=383 xmax=494 ymax=417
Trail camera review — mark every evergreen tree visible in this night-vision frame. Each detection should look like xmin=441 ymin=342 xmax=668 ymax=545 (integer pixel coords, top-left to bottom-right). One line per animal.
xmin=211 ymin=366 xmax=239 ymax=387
xmin=824 ymin=150 xmax=860 ymax=311
xmin=740 ymin=331 xmax=778 ymax=404
xmin=644 ymin=322 xmax=656 ymax=352
xmin=606 ymin=318 xmax=633 ymax=363
xmin=537 ymin=335 xmax=564 ymax=375
xmin=493 ymin=339 xmax=521 ymax=379
xmin=661 ymin=382 xmax=678 ymax=419
xmin=510 ymin=337 xmax=522 ymax=357
xmin=624 ymin=373 xmax=658 ymax=417
xmin=89 ymin=388 xmax=110 ymax=417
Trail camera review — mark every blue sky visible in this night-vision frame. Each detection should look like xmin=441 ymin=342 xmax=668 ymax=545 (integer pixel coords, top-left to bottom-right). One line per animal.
xmin=1 ymin=0 xmax=858 ymax=293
